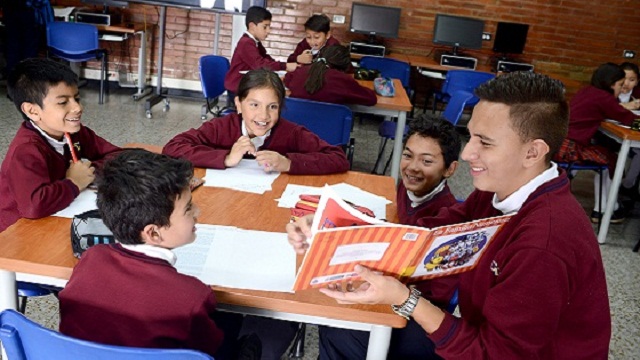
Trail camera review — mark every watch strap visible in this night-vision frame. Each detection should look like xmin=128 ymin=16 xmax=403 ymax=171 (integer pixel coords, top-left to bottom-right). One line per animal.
xmin=391 ymin=287 xmax=421 ymax=320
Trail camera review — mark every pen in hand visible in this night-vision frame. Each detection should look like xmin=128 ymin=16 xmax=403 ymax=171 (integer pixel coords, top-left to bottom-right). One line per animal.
xmin=64 ymin=132 xmax=79 ymax=163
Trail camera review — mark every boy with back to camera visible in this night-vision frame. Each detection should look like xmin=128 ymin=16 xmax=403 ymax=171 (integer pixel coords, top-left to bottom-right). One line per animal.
xmin=287 ymin=14 xmax=340 ymax=65
xmin=289 ymin=72 xmax=611 ymax=359
xmin=0 ymin=58 xmax=120 ymax=233
xmin=224 ymin=6 xmax=297 ymax=95
xmin=59 ymin=149 xmax=244 ymax=359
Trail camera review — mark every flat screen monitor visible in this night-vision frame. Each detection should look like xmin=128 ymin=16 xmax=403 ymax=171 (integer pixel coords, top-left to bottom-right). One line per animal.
xmin=349 ymin=2 xmax=401 ymax=44
xmin=432 ymin=14 xmax=484 ymax=55
xmin=493 ymin=22 xmax=529 ymax=56
xmin=81 ymin=0 xmax=129 ymax=9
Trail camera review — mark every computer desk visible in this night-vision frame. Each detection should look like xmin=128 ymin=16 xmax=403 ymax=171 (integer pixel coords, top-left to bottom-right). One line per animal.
xmin=95 ymin=22 xmax=152 ymax=101
xmin=0 ymin=153 xmax=405 ymax=359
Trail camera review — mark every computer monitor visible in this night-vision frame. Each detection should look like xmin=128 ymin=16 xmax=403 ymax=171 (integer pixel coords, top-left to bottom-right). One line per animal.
xmin=493 ymin=22 xmax=529 ymax=59
xmin=349 ymin=2 xmax=401 ymax=44
xmin=432 ymin=14 xmax=484 ymax=55
xmin=81 ymin=0 xmax=128 ymax=13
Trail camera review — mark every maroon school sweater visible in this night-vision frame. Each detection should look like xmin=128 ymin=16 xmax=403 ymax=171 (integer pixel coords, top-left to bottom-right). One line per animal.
xmin=162 ymin=112 xmax=349 ymax=175
xmin=284 ymin=66 xmax=377 ymax=106
xmin=224 ymin=34 xmax=286 ymax=93
xmin=417 ymin=172 xmax=611 ymax=359
xmin=568 ymin=85 xmax=636 ymax=145
xmin=286 ymin=37 xmax=341 ymax=63
xmin=59 ymin=244 xmax=223 ymax=357
xmin=0 ymin=122 xmax=119 ymax=233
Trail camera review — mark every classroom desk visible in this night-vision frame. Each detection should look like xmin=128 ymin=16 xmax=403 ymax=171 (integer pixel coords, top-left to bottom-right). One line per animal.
xmin=597 ymin=122 xmax=640 ymax=243
xmin=95 ymin=22 xmax=152 ymax=101
xmin=404 ymin=54 xmax=493 ymax=73
xmin=353 ymin=78 xmax=413 ymax=182
xmin=0 ymin=158 xmax=404 ymax=359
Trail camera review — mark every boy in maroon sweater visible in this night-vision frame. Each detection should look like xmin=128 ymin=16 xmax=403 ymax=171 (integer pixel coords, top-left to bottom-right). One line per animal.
xmin=287 ymin=14 xmax=341 ymax=65
xmin=224 ymin=6 xmax=297 ymax=94
xmin=59 ymin=149 xmax=241 ymax=358
xmin=288 ymin=72 xmax=611 ymax=359
xmin=0 ymin=58 xmax=119 ymax=233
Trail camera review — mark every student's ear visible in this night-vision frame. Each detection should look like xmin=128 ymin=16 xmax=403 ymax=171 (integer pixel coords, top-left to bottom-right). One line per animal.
xmin=523 ymin=139 xmax=550 ymax=168
xmin=140 ymin=224 xmax=163 ymax=246
xmin=326 ymin=30 xmax=332 ymax=39
xmin=234 ymin=96 xmax=241 ymax=113
xmin=443 ymin=160 xmax=458 ymax=179
xmin=21 ymin=102 xmax=41 ymax=123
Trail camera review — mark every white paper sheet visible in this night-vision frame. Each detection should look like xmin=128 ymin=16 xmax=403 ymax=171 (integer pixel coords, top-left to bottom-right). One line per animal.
xmin=174 ymin=224 xmax=296 ymax=292
xmin=276 ymin=183 xmax=392 ymax=219
xmin=204 ymin=160 xmax=280 ymax=194
xmin=52 ymin=190 xmax=97 ymax=218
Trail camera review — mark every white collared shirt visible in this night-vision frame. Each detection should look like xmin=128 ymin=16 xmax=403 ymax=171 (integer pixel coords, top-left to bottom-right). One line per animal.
xmin=244 ymin=31 xmax=259 ymax=46
xmin=120 ymin=243 xmax=177 ymax=266
xmin=619 ymin=92 xmax=632 ymax=103
xmin=492 ymin=162 xmax=560 ymax=214
xmin=241 ymin=121 xmax=270 ymax=150
xmin=30 ymin=121 xmax=67 ymax=156
xmin=407 ymin=179 xmax=447 ymax=208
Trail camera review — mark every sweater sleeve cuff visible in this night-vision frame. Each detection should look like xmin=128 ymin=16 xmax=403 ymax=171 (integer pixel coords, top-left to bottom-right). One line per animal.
xmin=428 ymin=312 xmax=461 ymax=348
xmin=64 ymin=178 xmax=81 ymax=196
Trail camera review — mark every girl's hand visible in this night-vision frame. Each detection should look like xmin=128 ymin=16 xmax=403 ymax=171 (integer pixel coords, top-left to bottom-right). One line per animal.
xmin=224 ymin=136 xmax=256 ymax=167
xmin=256 ymin=150 xmax=291 ymax=173
xmin=319 ymin=265 xmax=411 ymax=306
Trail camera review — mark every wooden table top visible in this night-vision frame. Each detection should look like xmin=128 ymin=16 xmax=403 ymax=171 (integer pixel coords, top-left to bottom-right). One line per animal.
xmin=95 ymin=22 xmax=146 ymax=34
xmin=356 ymin=78 xmax=413 ymax=112
xmin=600 ymin=121 xmax=640 ymax=142
xmin=0 ymin=149 xmax=405 ymax=327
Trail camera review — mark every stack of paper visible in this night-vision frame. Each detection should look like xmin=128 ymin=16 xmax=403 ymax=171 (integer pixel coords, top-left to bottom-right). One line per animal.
xmin=204 ymin=160 xmax=280 ymax=194
xmin=53 ymin=190 xmax=97 ymax=218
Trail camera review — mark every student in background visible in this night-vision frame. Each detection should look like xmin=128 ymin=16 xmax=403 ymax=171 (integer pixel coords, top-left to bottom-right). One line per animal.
xmin=288 ymin=72 xmax=611 ymax=359
xmin=284 ymin=45 xmax=377 ymax=106
xmin=224 ymin=6 xmax=297 ymax=95
xmin=287 ymin=14 xmax=340 ymax=65
xmin=0 ymin=58 xmax=120 ymax=233
xmin=554 ymin=62 xmax=636 ymax=223
xmin=317 ymin=115 xmax=462 ymax=359
xmin=164 ymin=69 xmax=350 ymax=175
xmin=59 ymin=149 xmax=243 ymax=359
xmin=619 ymin=62 xmax=640 ymax=203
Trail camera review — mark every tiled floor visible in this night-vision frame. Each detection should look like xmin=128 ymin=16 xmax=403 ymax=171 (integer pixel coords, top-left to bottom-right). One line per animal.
xmin=1 ymin=82 xmax=638 ymax=359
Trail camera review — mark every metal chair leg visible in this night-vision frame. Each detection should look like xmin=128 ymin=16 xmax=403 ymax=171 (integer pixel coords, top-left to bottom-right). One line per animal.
xmin=287 ymin=323 xmax=306 ymax=358
xmin=371 ymin=138 xmax=389 ymax=174
xmin=633 ymin=238 xmax=640 ymax=252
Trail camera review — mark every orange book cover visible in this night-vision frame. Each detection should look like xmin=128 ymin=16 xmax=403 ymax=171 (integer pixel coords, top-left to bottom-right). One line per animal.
xmin=293 ymin=186 xmax=512 ymax=291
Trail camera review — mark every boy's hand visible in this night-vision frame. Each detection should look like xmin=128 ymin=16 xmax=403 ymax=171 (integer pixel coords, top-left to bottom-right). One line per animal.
xmin=286 ymin=214 xmax=314 ymax=254
xmin=255 ymin=150 xmax=290 ymax=173
xmin=286 ymin=62 xmax=299 ymax=72
xmin=297 ymin=51 xmax=313 ymax=64
xmin=225 ymin=136 xmax=256 ymax=167
xmin=66 ymin=160 xmax=95 ymax=191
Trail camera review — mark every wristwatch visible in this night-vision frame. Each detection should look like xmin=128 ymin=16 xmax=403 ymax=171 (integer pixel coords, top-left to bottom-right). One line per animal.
xmin=391 ymin=287 xmax=421 ymax=320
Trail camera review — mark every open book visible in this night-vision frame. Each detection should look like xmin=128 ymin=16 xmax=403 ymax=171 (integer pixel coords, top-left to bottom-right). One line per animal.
xmin=293 ymin=186 xmax=513 ymax=291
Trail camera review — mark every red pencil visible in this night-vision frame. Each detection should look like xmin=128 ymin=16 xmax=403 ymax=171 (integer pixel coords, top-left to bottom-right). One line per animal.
xmin=64 ymin=132 xmax=79 ymax=163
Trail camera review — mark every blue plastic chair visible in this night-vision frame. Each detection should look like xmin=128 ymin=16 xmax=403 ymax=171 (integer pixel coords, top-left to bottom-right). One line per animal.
xmin=199 ymin=55 xmax=232 ymax=120
xmin=430 ymin=70 xmax=495 ymax=113
xmin=446 ymin=288 xmax=459 ymax=313
xmin=441 ymin=90 xmax=475 ymax=126
xmin=557 ymin=162 xmax=607 ymax=230
xmin=359 ymin=56 xmax=413 ymax=115
xmin=46 ymin=21 xmax=108 ymax=104
xmin=0 ymin=309 xmax=214 ymax=359
xmin=281 ymin=97 xmax=355 ymax=167
xmin=16 ymin=281 xmax=54 ymax=314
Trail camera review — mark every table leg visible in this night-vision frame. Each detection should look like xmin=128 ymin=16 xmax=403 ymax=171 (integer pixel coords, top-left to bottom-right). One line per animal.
xmin=0 ymin=269 xmax=17 ymax=311
xmin=365 ymin=325 xmax=392 ymax=360
xmin=390 ymin=111 xmax=406 ymax=183
xmin=598 ymin=139 xmax=630 ymax=243
xmin=132 ymin=29 xmax=152 ymax=101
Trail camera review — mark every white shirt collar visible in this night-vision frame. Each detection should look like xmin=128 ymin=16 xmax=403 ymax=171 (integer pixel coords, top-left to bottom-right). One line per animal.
xmin=244 ymin=31 xmax=259 ymax=46
xmin=241 ymin=121 xmax=270 ymax=150
xmin=120 ymin=243 xmax=177 ymax=266
xmin=619 ymin=91 xmax=632 ymax=103
xmin=492 ymin=162 xmax=560 ymax=214
xmin=30 ymin=120 xmax=67 ymax=155
xmin=407 ymin=179 xmax=447 ymax=208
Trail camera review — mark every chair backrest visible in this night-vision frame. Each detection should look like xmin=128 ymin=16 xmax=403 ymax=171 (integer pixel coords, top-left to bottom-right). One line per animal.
xmin=0 ymin=309 xmax=213 ymax=360
xmin=442 ymin=90 xmax=475 ymax=125
xmin=46 ymin=22 xmax=99 ymax=54
xmin=442 ymin=70 xmax=495 ymax=106
xmin=281 ymin=97 xmax=352 ymax=147
xmin=359 ymin=56 xmax=411 ymax=90
xmin=446 ymin=288 xmax=459 ymax=313
xmin=199 ymin=55 xmax=231 ymax=100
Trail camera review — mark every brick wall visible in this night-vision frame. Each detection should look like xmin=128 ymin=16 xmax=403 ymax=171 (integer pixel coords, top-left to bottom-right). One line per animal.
xmin=56 ymin=0 xmax=639 ymax=96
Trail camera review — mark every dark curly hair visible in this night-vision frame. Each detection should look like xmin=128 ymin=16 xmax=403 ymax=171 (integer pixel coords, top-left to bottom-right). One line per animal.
xmin=405 ymin=114 xmax=461 ymax=168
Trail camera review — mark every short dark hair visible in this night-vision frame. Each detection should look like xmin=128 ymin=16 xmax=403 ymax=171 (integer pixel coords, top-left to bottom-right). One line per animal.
xmin=620 ymin=62 xmax=639 ymax=77
xmin=590 ymin=62 xmax=625 ymax=93
xmin=304 ymin=14 xmax=331 ymax=33
xmin=7 ymin=58 xmax=78 ymax=121
xmin=474 ymin=72 xmax=568 ymax=162
xmin=96 ymin=149 xmax=193 ymax=245
xmin=237 ymin=68 xmax=286 ymax=110
xmin=245 ymin=6 xmax=272 ymax=27
xmin=304 ymin=45 xmax=351 ymax=94
xmin=405 ymin=115 xmax=461 ymax=168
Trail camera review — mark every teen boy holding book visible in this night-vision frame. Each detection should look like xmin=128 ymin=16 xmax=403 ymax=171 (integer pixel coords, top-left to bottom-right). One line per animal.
xmin=287 ymin=72 xmax=611 ymax=359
